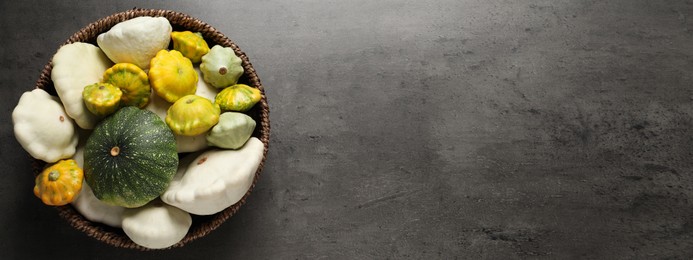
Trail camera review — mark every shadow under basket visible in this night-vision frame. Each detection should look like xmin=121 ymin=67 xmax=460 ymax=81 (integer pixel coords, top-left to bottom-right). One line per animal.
xmin=32 ymin=9 xmax=270 ymax=250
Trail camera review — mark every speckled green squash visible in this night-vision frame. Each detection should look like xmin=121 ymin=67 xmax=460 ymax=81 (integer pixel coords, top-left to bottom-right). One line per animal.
xmin=82 ymin=82 xmax=122 ymax=116
xmin=84 ymin=107 xmax=178 ymax=208
xmin=102 ymin=63 xmax=151 ymax=108
xmin=215 ymin=84 xmax=262 ymax=112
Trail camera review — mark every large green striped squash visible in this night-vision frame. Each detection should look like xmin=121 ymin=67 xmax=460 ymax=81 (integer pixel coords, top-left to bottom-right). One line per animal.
xmin=84 ymin=106 xmax=178 ymax=208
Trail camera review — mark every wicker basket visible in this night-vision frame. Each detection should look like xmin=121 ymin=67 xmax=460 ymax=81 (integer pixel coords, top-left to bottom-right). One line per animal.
xmin=32 ymin=8 xmax=270 ymax=250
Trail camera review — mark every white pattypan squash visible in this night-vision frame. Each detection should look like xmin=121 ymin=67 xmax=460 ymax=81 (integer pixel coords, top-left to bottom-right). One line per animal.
xmin=70 ymin=145 xmax=125 ymax=227
xmin=12 ymin=88 xmax=78 ymax=163
xmin=97 ymin=16 xmax=172 ymax=69
xmin=194 ymin=67 xmax=219 ymax=101
xmin=175 ymin=134 xmax=209 ymax=153
xmin=51 ymin=42 xmax=113 ymax=129
xmin=72 ymin=182 xmax=126 ymax=228
xmin=122 ymin=199 xmax=192 ymax=249
xmin=161 ymin=137 xmax=264 ymax=215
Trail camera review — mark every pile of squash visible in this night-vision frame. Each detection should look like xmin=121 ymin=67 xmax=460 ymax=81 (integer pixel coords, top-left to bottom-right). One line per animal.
xmin=12 ymin=16 xmax=264 ymax=249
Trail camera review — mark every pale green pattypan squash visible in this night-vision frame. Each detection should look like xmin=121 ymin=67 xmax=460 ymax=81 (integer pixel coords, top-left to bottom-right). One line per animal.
xmin=122 ymin=199 xmax=192 ymax=249
xmin=51 ymin=42 xmax=113 ymax=129
xmin=206 ymin=112 xmax=256 ymax=149
xmin=199 ymin=45 xmax=244 ymax=88
xmin=161 ymin=137 xmax=264 ymax=215
xmin=96 ymin=16 xmax=172 ymax=69
xmin=12 ymin=89 xmax=78 ymax=163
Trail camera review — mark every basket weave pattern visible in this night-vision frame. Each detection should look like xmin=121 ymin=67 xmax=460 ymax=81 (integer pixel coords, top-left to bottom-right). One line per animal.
xmin=33 ymin=8 xmax=270 ymax=250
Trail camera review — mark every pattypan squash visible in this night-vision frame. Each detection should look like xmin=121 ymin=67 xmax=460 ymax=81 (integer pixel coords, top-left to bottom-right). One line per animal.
xmin=161 ymin=137 xmax=264 ymax=215
xmin=206 ymin=112 xmax=256 ymax=149
xmin=97 ymin=16 xmax=172 ymax=69
xmin=194 ymin=67 xmax=219 ymax=101
xmin=171 ymin=31 xmax=210 ymax=63
xmin=122 ymin=199 xmax=192 ymax=249
xmin=51 ymin=42 xmax=113 ymax=129
xmin=175 ymin=134 xmax=209 ymax=153
xmin=144 ymin=68 xmax=218 ymax=121
xmin=13 ymin=88 xmax=78 ymax=163
xmin=82 ymin=82 xmax=122 ymax=116
xmin=73 ymin=182 xmax=126 ymax=227
xmin=215 ymin=84 xmax=262 ymax=112
xmin=70 ymin=145 xmax=125 ymax=227
xmin=145 ymin=70 xmax=217 ymax=153
xmin=144 ymin=92 xmax=169 ymax=122
xmin=34 ymin=159 xmax=83 ymax=206
xmin=199 ymin=45 xmax=244 ymax=88
xmin=102 ymin=63 xmax=151 ymax=108
xmin=165 ymin=95 xmax=220 ymax=136
xmin=149 ymin=50 xmax=198 ymax=103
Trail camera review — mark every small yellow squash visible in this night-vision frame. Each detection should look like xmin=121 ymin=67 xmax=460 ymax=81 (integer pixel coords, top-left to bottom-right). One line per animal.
xmin=82 ymin=82 xmax=122 ymax=116
xmin=166 ymin=95 xmax=220 ymax=136
xmin=34 ymin=159 xmax=84 ymax=206
xmin=215 ymin=84 xmax=262 ymax=112
xmin=102 ymin=63 xmax=151 ymax=108
xmin=171 ymin=31 xmax=210 ymax=63
xmin=149 ymin=50 xmax=198 ymax=103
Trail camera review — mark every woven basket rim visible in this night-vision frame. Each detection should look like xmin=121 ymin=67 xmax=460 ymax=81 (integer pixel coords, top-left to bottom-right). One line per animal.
xmin=33 ymin=8 xmax=270 ymax=250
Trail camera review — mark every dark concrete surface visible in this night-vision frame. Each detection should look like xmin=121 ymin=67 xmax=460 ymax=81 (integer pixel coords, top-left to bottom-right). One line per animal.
xmin=2 ymin=0 xmax=693 ymax=259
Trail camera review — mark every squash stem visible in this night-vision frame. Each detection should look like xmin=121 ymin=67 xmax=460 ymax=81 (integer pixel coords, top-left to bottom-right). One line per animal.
xmin=110 ymin=146 xmax=120 ymax=156
xmin=48 ymin=170 xmax=60 ymax=181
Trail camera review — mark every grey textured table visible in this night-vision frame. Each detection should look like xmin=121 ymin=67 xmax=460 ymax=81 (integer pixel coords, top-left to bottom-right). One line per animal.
xmin=2 ymin=1 xmax=693 ymax=259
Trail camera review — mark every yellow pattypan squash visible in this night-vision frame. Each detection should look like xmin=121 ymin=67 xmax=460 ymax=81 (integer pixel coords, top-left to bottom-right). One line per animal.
xmin=171 ymin=31 xmax=210 ymax=63
xmin=149 ymin=50 xmax=198 ymax=103
xmin=215 ymin=84 xmax=262 ymax=112
xmin=102 ymin=63 xmax=151 ymax=108
xmin=34 ymin=159 xmax=84 ymax=206
xmin=82 ymin=82 xmax=122 ymax=116
xmin=166 ymin=95 xmax=220 ymax=136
